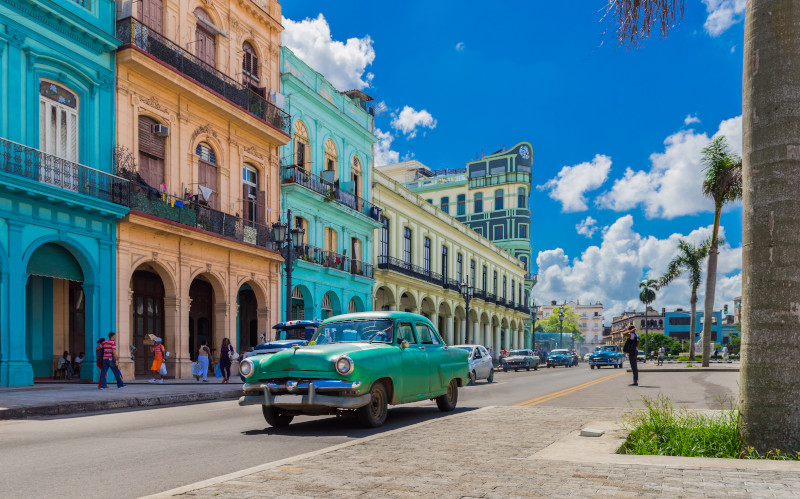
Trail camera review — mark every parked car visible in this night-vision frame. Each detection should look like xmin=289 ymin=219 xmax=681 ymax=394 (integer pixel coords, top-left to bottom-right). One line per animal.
xmin=453 ymin=344 xmax=494 ymax=384
xmin=501 ymin=349 xmax=540 ymax=372
xmin=239 ymin=321 xmax=320 ymax=382
xmin=239 ymin=312 xmax=469 ymax=428
xmin=546 ymin=349 xmax=574 ymax=368
xmin=588 ymin=345 xmax=625 ymax=369
xmin=637 ymin=350 xmax=646 ymax=362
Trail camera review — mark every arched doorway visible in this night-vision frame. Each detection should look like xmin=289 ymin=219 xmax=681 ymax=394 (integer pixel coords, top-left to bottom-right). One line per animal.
xmin=348 ymin=296 xmax=364 ymax=314
xmin=374 ymin=286 xmax=395 ymax=311
xmin=237 ymin=284 xmax=258 ymax=352
xmin=131 ymin=269 xmax=165 ymax=376
xmin=189 ymin=278 xmax=214 ymax=361
xmin=321 ymin=291 xmax=342 ymax=320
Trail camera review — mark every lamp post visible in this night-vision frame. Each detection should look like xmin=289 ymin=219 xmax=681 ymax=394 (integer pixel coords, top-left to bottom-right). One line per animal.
xmin=460 ymin=278 xmax=474 ymax=344
xmin=271 ymin=208 xmax=306 ymax=323
xmin=558 ymin=307 xmax=564 ymax=349
xmin=531 ymin=300 xmax=536 ymax=351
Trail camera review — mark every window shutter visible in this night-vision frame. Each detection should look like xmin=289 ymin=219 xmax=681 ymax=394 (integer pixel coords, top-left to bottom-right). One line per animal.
xmin=257 ymin=190 xmax=265 ymax=225
xmin=242 ymin=183 xmax=248 ymax=220
xmin=198 ymin=159 xmax=217 ymax=208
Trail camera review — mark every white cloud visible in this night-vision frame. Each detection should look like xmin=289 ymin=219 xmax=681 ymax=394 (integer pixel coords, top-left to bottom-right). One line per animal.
xmin=374 ymin=128 xmax=399 ymax=166
xmin=455 ymin=42 xmax=465 ymax=51
xmin=373 ymin=101 xmax=389 ymax=116
xmin=576 ymin=216 xmax=599 ymax=238
xmin=537 ymin=154 xmax=611 ymax=212
xmin=390 ymin=106 xmax=438 ymax=138
xmin=702 ymin=0 xmax=746 ymax=37
xmin=281 ymin=14 xmax=376 ymax=91
xmin=684 ymin=114 xmax=700 ymax=125
xmin=597 ymin=115 xmax=742 ymax=219
xmin=532 ymin=215 xmax=742 ymax=322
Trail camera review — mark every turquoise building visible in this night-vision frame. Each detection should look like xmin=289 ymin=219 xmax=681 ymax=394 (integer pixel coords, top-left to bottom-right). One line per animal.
xmin=0 ymin=0 xmax=127 ymax=386
xmin=279 ymin=47 xmax=380 ymax=321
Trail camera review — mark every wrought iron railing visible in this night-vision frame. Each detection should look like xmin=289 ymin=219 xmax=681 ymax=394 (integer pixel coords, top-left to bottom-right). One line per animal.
xmin=116 ymin=17 xmax=290 ymax=134
xmin=281 ymin=164 xmax=381 ymax=220
xmin=468 ymin=171 xmax=531 ymax=189
xmin=0 ymin=137 xmax=131 ymax=206
xmin=298 ymin=244 xmax=373 ymax=278
xmin=525 ymin=272 xmax=538 ymax=282
xmin=444 ymin=278 xmax=460 ymax=292
xmin=377 ymin=256 xmax=448 ymax=286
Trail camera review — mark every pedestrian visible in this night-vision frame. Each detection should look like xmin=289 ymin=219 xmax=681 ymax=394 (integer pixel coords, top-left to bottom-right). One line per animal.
xmin=73 ymin=351 xmax=83 ymax=377
xmin=722 ymin=345 xmax=729 ymax=361
xmin=129 ymin=344 xmax=137 ymax=362
xmin=657 ymin=346 xmax=665 ymax=366
xmin=219 ymin=338 xmax=234 ymax=383
xmin=95 ymin=338 xmax=105 ymax=388
xmin=57 ymin=351 xmax=74 ymax=379
xmin=149 ymin=337 xmax=165 ymax=384
xmin=99 ymin=332 xmax=127 ymax=390
xmin=714 ymin=348 xmax=720 ymax=360
xmin=197 ymin=340 xmax=212 ymax=382
xmin=623 ymin=325 xmax=639 ymax=386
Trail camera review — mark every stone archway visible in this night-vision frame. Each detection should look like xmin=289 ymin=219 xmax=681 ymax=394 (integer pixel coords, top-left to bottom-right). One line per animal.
xmin=399 ymin=291 xmax=417 ymax=313
xmin=374 ymin=285 xmax=395 ymax=311
xmin=420 ymin=296 xmax=435 ymax=321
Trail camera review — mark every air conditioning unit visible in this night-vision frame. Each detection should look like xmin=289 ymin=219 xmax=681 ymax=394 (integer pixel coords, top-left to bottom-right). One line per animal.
xmin=153 ymin=124 xmax=170 ymax=137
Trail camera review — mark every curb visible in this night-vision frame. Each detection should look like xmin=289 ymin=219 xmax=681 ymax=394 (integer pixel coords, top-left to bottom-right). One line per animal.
xmin=0 ymin=389 xmax=243 ymax=419
xmin=626 ymin=368 xmax=739 ymax=373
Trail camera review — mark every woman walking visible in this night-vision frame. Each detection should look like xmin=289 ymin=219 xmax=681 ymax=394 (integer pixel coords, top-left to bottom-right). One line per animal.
xmin=219 ymin=338 xmax=234 ymax=383
xmin=197 ymin=341 xmax=212 ymax=382
xmin=95 ymin=338 xmax=105 ymax=388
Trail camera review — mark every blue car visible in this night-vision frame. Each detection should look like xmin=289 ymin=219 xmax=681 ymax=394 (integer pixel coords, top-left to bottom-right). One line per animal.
xmin=546 ymin=349 xmax=574 ymax=368
xmin=239 ymin=320 xmax=320 ymax=381
xmin=588 ymin=345 xmax=625 ymax=369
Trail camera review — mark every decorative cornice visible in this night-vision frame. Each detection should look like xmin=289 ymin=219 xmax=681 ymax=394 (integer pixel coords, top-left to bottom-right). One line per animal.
xmin=6 ymin=25 xmax=26 ymax=49
xmin=141 ymin=95 xmax=167 ymax=113
xmin=191 ymin=124 xmax=218 ymax=143
xmin=242 ymin=145 xmax=263 ymax=160
xmin=98 ymin=70 xmax=114 ymax=90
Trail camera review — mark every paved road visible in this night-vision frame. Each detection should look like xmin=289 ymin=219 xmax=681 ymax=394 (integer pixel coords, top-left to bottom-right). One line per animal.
xmin=0 ymin=364 xmax=739 ymax=498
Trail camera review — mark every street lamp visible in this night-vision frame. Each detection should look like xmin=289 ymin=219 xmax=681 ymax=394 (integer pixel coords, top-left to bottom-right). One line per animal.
xmin=272 ymin=208 xmax=306 ymax=323
xmin=530 ymin=300 xmax=536 ymax=351
xmin=460 ymin=278 xmax=474 ymax=344
xmin=558 ymin=307 xmax=565 ymax=349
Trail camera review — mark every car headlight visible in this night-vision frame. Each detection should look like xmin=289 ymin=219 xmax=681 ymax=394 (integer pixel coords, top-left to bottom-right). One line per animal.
xmin=240 ymin=359 xmax=254 ymax=377
xmin=335 ymin=356 xmax=354 ymax=375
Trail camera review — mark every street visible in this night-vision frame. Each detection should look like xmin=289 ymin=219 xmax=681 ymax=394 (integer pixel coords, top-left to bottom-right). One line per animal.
xmin=0 ymin=365 xmax=739 ymax=499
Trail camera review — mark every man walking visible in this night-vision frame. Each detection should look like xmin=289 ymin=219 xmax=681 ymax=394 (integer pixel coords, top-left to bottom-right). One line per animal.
xmin=623 ymin=325 xmax=639 ymax=386
xmin=657 ymin=345 xmax=665 ymax=366
xmin=100 ymin=332 xmax=127 ymax=390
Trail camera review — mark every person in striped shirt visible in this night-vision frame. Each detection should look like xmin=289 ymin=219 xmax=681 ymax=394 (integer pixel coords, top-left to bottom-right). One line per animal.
xmin=99 ymin=332 xmax=127 ymax=389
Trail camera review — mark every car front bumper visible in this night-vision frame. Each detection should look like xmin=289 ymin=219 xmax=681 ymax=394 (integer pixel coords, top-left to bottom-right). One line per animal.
xmin=547 ymin=359 xmax=570 ymax=365
xmin=238 ymin=380 xmax=371 ymax=410
xmin=589 ymin=358 xmax=620 ymax=365
xmin=502 ymin=360 xmax=530 ymax=368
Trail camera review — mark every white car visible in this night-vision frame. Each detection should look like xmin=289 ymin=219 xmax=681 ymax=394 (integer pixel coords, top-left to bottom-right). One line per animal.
xmin=453 ymin=344 xmax=494 ymax=385
xmin=637 ymin=350 xmax=646 ymax=361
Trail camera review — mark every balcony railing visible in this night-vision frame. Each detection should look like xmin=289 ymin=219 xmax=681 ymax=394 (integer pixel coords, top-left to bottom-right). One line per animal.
xmin=298 ymin=244 xmax=373 ymax=278
xmin=281 ymin=163 xmax=381 ymax=221
xmin=525 ymin=272 xmax=538 ymax=282
xmin=116 ymin=17 xmax=290 ymax=134
xmin=468 ymin=170 xmax=531 ymax=189
xmin=1 ymin=137 xmax=130 ymax=206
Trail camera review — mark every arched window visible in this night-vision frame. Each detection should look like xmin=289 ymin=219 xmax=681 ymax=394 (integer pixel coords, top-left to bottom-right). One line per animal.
xmin=494 ymin=189 xmax=504 ymax=210
xmin=457 ymin=194 xmax=466 ymax=216
xmin=441 ymin=196 xmax=449 ymax=214
xmin=141 ymin=0 xmax=163 ymax=32
xmin=323 ymin=139 xmax=337 ymax=182
xmin=194 ymin=8 xmax=216 ymax=67
xmin=242 ymin=163 xmax=264 ymax=224
xmin=293 ymin=120 xmax=309 ymax=169
xmin=39 ymin=80 xmax=79 ymax=164
xmin=640 ymin=319 xmax=645 ymax=327
xmin=196 ymin=142 xmax=217 ymax=208
xmin=242 ymin=41 xmax=260 ymax=94
xmin=518 ymin=187 xmax=526 ymax=208
xmin=138 ymin=115 xmax=165 ymax=188
xmin=351 ymin=155 xmax=361 ymax=199
xmin=474 ymin=192 xmax=483 ymax=213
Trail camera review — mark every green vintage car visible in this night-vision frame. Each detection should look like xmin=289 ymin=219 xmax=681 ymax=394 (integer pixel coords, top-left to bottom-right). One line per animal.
xmin=238 ymin=312 xmax=469 ymax=428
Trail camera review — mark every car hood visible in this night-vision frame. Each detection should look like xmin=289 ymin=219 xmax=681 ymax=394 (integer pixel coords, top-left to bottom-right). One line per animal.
xmin=591 ymin=351 xmax=618 ymax=358
xmin=257 ymin=342 xmax=390 ymax=373
xmin=505 ymin=355 xmax=529 ymax=360
xmin=548 ymin=354 xmax=570 ymax=359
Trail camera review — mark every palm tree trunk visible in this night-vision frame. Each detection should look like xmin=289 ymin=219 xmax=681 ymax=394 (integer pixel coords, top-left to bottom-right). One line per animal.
xmin=701 ymin=207 xmax=722 ymax=367
xmin=689 ymin=290 xmax=697 ymax=361
xmin=741 ymin=0 xmax=800 ymax=453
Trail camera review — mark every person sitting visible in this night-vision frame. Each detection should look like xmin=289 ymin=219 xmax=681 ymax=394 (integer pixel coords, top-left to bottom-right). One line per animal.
xmin=73 ymin=352 xmax=84 ymax=377
xmin=57 ymin=351 xmax=74 ymax=380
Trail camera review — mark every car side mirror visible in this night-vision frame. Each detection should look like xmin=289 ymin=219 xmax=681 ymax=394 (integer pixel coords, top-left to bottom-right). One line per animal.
xmin=400 ymin=340 xmax=409 ymax=349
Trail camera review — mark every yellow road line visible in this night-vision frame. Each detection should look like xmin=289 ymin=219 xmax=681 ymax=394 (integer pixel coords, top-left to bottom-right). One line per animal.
xmin=514 ymin=371 xmax=628 ymax=407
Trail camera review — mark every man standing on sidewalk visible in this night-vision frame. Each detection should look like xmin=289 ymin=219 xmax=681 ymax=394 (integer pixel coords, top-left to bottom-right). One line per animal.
xmin=623 ymin=325 xmax=639 ymax=386
xmin=100 ymin=333 xmax=127 ymax=390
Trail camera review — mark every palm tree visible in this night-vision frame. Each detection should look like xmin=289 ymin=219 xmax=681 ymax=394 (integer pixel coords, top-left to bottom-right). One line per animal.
xmin=638 ymin=279 xmax=657 ymax=361
xmin=699 ymin=137 xmax=742 ymax=368
xmin=657 ymin=240 xmax=710 ymax=361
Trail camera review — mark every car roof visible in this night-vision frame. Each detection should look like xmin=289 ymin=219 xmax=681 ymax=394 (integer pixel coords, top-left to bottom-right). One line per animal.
xmin=452 ymin=344 xmax=483 ymax=348
xmin=319 ymin=311 xmax=434 ymax=326
xmin=272 ymin=320 xmax=320 ymax=329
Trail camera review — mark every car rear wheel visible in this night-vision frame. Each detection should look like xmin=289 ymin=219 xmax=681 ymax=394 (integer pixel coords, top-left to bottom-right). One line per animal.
xmin=262 ymin=405 xmax=293 ymax=428
xmin=533 ymin=365 xmax=538 ymax=371
xmin=487 ymin=369 xmax=494 ymax=383
xmin=436 ymin=379 xmax=458 ymax=412
xmin=590 ymin=365 xmax=595 ymax=369
xmin=468 ymin=370 xmax=477 ymax=386
xmin=526 ymin=364 xmax=531 ymax=371
xmin=357 ymin=381 xmax=388 ymax=428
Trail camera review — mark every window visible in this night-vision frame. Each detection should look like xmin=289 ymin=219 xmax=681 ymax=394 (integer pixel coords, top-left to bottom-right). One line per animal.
xmin=519 ymin=284 xmax=522 ymax=305
xmin=415 ymin=323 xmax=439 ymax=345
xmin=474 ymin=193 xmax=483 ymax=213
xmin=242 ymin=41 xmax=260 ymax=93
xmin=137 ymin=115 xmax=165 ymax=189
xmin=141 ymin=0 xmax=163 ymax=32
xmin=493 ymin=271 xmax=497 ymax=295
xmin=457 ymin=253 xmax=463 ymax=283
xmin=242 ymin=164 xmax=263 ymax=223
xmin=482 ymin=265 xmax=487 ymax=292
xmin=293 ymin=120 xmax=309 ymax=169
xmin=503 ymin=276 xmax=507 ymax=300
xmin=518 ymin=187 xmax=526 ymax=208
xmin=441 ymin=197 xmax=449 ymax=214
xmin=397 ymin=322 xmax=417 ymax=344
xmin=423 ymin=237 xmax=431 ymax=273
xmin=39 ymin=81 xmax=79 ymax=164
xmin=426 ymin=199 xmax=433 ymax=204
xmin=379 ymin=216 xmax=389 ymax=263
xmin=441 ymin=245 xmax=448 ymax=280
xmin=475 ymin=227 xmax=483 ymax=237
xmin=194 ymin=8 xmax=216 ymax=67
xmin=351 ymin=155 xmax=361 ymax=199
xmin=295 ymin=217 xmax=308 ymax=245
xmin=520 ymin=256 xmax=528 ymax=271
xmin=511 ymin=279 xmax=515 ymax=304
xmin=324 ymin=227 xmax=337 ymax=252
xmin=323 ymin=139 xmax=338 ymax=182
xmin=494 ymin=189 xmax=504 ymax=210
xmin=470 ymin=259 xmax=476 ymax=287
xmin=519 ymin=224 xmax=528 ymax=239
xmin=457 ymin=194 xmax=466 ymax=216
xmin=403 ymin=228 xmax=413 ymax=265
xmin=196 ymin=142 xmax=217 ymax=208
xmin=493 ymin=225 xmax=504 ymax=240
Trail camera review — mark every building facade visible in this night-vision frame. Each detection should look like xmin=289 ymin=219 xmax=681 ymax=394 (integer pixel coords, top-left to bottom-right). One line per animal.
xmin=537 ymin=300 xmax=605 ymax=344
xmin=663 ymin=310 xmax=722 ymax=344
xmin=372 ymin=171 xmax=530 ymax=358
xmin=279 ymin=47 xmax=379 ymax=322
xmin=114 ymin=0 xmax=290 ymax=379
xmin=605 ymin=307 xmax=665 ymax=347
xmin=1 ymin=0 xmax=128 ymax=386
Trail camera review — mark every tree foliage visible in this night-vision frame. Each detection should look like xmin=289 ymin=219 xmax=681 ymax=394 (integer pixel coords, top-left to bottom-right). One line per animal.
xmin=645 ymin=334 xmax=682 ymax=356
xmin=535 ymin=306 xmax=585 ymax=344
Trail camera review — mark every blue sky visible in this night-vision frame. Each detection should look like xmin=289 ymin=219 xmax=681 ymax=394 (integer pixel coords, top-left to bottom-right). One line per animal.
xmin=281 ymin=0 xmax=746 ymax=320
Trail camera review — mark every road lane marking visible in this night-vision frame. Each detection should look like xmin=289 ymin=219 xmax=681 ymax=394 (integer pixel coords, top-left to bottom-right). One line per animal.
xmin=514 ymin=371 xmax=628 ymax=407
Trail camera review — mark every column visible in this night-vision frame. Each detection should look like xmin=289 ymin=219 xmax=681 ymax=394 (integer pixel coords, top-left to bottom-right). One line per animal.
xmin=0 ymin=222 xmax=33 ymax=386
xmin=492 ymin=324 xmax=500 ymax=360
xmin=484 ymin=323 xmax=491 ymax=352
xmin=473 ymin=321 xmax=480 ymax=346
xmin=445 ymin=316 xmax=454 ymax=345
xmin=257 ymin=307 xmax=270 ymax=341
xmin=115 ymin=289 xmax=134 ymax=380
xmin=503 ymin=327 xmax=511 ymax=351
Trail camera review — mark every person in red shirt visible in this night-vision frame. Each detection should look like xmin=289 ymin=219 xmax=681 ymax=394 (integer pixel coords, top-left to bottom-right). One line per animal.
xmin=99 ymin=332 xmax=127 ymax=389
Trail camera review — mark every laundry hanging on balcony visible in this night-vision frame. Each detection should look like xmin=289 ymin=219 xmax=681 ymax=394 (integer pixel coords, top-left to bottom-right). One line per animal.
xmin=198 ymin=185 xmax=213 ymax=203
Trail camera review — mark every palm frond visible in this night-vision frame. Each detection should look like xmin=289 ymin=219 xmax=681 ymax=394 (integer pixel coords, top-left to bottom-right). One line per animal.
xmin=606 ymin=0 xmax=685 ymax=47
xmin=701 ymin=136 xmax=742 ymax=204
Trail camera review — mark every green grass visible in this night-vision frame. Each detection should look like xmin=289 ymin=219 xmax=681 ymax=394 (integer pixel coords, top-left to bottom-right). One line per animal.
xmin=621 ymin=395 xmax=800 ymax=460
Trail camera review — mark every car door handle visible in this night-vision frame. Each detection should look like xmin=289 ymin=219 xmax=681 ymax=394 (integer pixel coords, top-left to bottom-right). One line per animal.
xmin=418 ymin=346 xmax=426 ymax=351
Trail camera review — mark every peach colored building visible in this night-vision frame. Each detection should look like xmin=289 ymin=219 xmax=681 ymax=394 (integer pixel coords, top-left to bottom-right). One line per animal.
xmin=114 ymin=0 xmax=290 ymax=378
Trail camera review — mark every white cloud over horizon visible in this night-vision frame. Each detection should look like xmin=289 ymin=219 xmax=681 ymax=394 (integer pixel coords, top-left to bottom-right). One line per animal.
xmin=390 ymin=106 xmax=438 ymax=138
xmin=374 ymin=128 xmax=400 ymax=166
xmin=537 ymin=154 xmax=611 ymax=212
xmin=702 ymin=0 xmax=746 ymax=36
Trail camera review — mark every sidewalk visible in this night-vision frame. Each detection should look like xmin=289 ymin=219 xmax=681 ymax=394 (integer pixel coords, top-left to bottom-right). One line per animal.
xmin=0 ymin=379 xmax=242 ymax=419
xmin=158 ymin=405 xmax=800 ymax=498
xmin=634 ymin=360 xmax=740 ymax=372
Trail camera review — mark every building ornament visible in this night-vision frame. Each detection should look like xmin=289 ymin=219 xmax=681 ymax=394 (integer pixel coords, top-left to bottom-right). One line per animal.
xmin=242 ymin=145 xmax=263 ymax=160
xmin=191 ymin=124 xmax=218 ymax=143
xmin=98 ymin=70 xmax=114 ymax=90
xmin=142 ymin=95 xmax=167 ymax=113
xmin=6 ymin=24 xmax=26 ymax=48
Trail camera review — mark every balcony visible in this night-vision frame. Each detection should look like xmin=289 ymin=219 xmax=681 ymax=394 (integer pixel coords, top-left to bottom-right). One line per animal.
xmin=281 ymin=163 xmax=381 ymax=220
xmin=0 ymin=137 xmax=130 ymax=206
xmin=116 ymin=17 xmax=290 ymax=134
xmin=298 ymin=244 xmax=373 ymax=279
xmin=377 ymin=256 xmax=445 ymax=287
xmin=469 ymin=170 xmax=531 ymax=189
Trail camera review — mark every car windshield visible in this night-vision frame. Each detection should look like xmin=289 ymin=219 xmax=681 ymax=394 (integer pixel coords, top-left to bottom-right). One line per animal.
xmin=599 ymin=346 xmax=616 ymax=352
xmin=311 ymin=319 xmax=394 ymax=345
xmin=509 ymin=350 xmax=527 ymax=356
xmin=550 ymin=350 xmax=569 ymax=355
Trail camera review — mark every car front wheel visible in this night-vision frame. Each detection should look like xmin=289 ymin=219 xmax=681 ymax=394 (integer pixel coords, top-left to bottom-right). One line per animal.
xmin=357 ymin=381 xmax=388 ymax=428
xmin=262 ymin=405 xmax=293 ymax=428
xmin=487 ymin=369 xmax=494 ymax=383
xmin=436 ymin=379 xmax=458 ymax=412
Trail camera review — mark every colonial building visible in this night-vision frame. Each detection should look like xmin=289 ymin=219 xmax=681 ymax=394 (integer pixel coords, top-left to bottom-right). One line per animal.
xmin=663 ymin=309 xmax=722 ymax=344
xmin=537 ymin=300 xmax=605 ymax=346
xmin=605 ymin=307 xmax=665 ymax=347
xmin=114 ymin=0 xmax=290 ymax=379
xmin=1 ymin=0 xmax=127 ymax=386
xmin=372 ymin=171 xmax=530 ymax=358
xmin=278 ymin=46 xmax=379 ymax=322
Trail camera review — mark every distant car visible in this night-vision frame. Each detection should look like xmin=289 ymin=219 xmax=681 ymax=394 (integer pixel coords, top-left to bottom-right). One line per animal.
xmin=589 ymin=345 xmax=625 ymax=369
xmin=571 ymin=351 xmax=580 ymax=366
xmin=501 ymin=349 xmax=540 ymax=372
xmin=637 ymin=350 xmax=646 ymax=362
xmin=583 ymin=352 xmax=593 ymax=362
xmin=546 ymin=349 xmax=573 ymax=368
xmin=454 ymin=344 xmax=494 ymax=384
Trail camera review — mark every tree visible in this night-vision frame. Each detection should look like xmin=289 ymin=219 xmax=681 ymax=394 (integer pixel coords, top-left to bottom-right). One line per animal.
xmin=646 ymin=334 xmax=682 ymax=357
xmin=700 ymin=136 xmax=742 ymax=368
xmin=657 ymin=240 xmax=710 ymax=361
xmin=535 ymin=306 xmax=585 ymax=346
xmin=638 ymin=279 xmax=657 ymax=361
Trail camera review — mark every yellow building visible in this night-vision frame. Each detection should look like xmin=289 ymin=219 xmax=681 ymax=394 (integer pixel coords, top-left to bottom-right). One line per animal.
xmin=372 ymin=171 xmax=529 ymax=358
xmin=114 ymin=0 xmax=290 ymax=378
